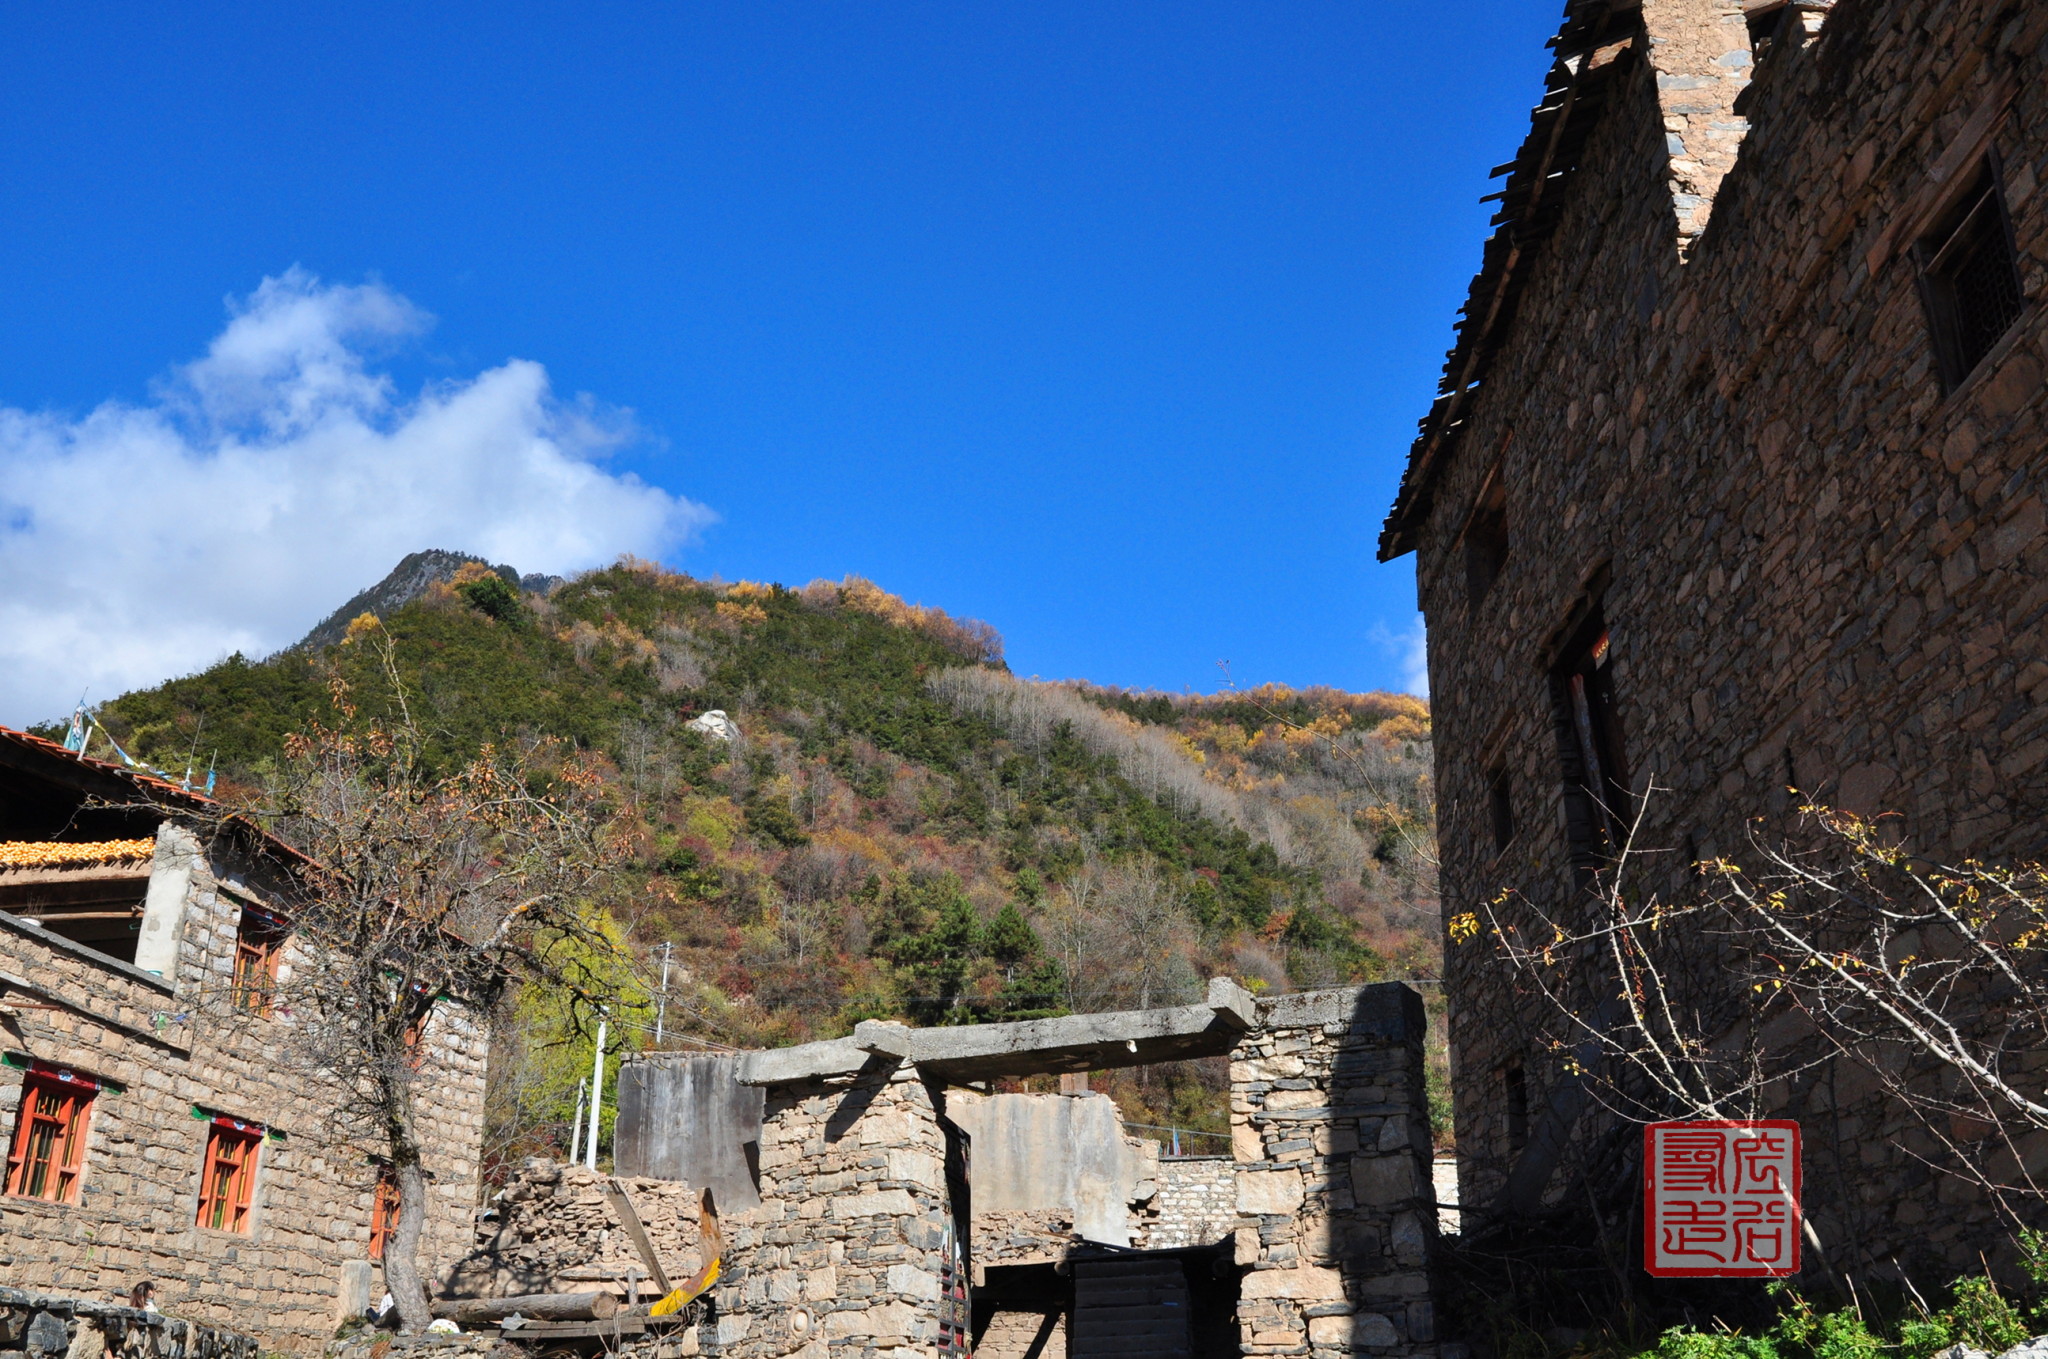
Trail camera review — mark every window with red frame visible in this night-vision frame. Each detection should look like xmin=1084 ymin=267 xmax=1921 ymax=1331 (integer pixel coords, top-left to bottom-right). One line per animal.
xmin=399 ymin=1004 xmax=432 ymax=1071
xmin=5 ymin=1067 xmax=95 ymax=1203
xmin=368 ymin=1166 xmax=400 ymax=1260
xmin=196 ymin=1117 xmax=263 ymax=1232
xmin=230 ymin=907 xmax=289 ymax=1014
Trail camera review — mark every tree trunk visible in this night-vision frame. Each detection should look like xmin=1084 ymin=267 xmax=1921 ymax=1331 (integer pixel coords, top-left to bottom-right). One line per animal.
xmin=386 ymin=1136 xmax=434 ymax=1333
xmin=431 ymin=1294 xmax=619 ymax=1324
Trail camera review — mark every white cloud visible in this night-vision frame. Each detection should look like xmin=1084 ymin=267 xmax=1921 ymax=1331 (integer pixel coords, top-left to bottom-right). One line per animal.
xmin=0 ymin=269 xmax=714 ymax=726
xmin=1372 ymin=616 xmax=1429 ymax=699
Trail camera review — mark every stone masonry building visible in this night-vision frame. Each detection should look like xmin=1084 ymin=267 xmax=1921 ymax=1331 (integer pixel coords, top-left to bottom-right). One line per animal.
xmin=0 ymin=727 xmax=488 ymax=1351
xmin=1379 ymin=0 xmax=2047 ymax=1271
xmin=614 ymin=980 xmax=1440 ymax=1359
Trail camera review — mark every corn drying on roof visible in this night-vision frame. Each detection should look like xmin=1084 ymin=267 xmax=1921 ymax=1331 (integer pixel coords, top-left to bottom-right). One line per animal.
xmin=0 ymin=839 xmax=156 ymax=870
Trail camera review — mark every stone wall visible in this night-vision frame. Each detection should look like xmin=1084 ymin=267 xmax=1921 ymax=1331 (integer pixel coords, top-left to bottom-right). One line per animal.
xmin=444 ymin=1161 xmax=704 ymax=1301
xmin=685 ymin=983 xmax=1439 ymax=1359
xmin=0 ymin=822 xmax=488 ymax=1352
xmin=970 ymin=1308 xmax=1065 ymax=1359
xmin=1144 ymin=1157 xmax=1237 ymax=1250
xmin=0 ymin=1286 xmax=260 ymax=1359
xmin=1387 ymin=0 xmax=2048 ymax=1272
xmin=709 ymin=1064 xmax=956 ymax=1359
xmin=1232 ymin=987 xmax=1435 ymax=1359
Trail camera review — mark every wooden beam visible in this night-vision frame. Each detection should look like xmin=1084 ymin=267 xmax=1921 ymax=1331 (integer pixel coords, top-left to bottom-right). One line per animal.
xmin=602 ymin=1178 xmax=673 ymax=1295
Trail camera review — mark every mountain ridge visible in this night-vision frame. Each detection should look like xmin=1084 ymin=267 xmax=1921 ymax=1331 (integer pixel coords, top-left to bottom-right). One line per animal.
xmin=59 ymin=553 xmax=1440 ymax=1151
xmin=293 ymin=548 xmax=563 ymax=652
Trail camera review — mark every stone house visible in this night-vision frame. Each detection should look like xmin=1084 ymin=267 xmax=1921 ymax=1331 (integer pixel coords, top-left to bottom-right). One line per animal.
xmin=1378 ymin=0 xmax=2047 ymax=1269
xmin=0 ymin=727 xmax=488 ymax=1350
xmin=612 ymin=979 xmax=1440 ymax=1359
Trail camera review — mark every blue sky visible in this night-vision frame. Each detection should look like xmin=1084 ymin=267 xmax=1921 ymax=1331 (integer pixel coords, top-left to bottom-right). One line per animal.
xmin=0 ymin=3 xmax=1560 ymax=724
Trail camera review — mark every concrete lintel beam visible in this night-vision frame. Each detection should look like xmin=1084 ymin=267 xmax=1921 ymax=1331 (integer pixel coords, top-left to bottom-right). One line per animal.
xmin=735 ymin=1037 xmax=872 ymax=1086
xmin=853 ymin=1020 xmax=915 ymax=1058
xmin=737 ymin=977 xmax=1262 ymax=1086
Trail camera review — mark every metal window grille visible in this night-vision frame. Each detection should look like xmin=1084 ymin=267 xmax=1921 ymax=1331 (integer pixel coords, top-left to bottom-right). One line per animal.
xmin=1915 ymin=158 xmax=2026 ymax=392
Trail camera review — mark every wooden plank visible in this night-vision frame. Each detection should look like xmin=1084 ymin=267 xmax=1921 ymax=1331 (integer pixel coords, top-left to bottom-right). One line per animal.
xmin=435 ymin=1293 xmax=617 ymax=1324
xmin=603 ymin=1177 xmax=674 ymax=1295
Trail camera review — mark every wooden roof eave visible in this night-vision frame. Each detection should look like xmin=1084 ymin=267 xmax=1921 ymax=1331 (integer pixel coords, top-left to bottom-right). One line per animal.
xmin=1378 ymin=1 xmax=1637 ymax=562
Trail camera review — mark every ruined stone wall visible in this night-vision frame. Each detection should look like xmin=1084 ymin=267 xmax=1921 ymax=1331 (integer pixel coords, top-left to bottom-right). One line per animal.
xmin=0 ymin=1286 xmax=261 ymax=1359
xmin=1406 ymin=0 xmax=2048 ymax=1271
xmin=1144 ymin=1157 xmax=1237 ymax=1250
xmin=1232 ymin=987 xmax=1435 ymax=1359
xmin=444 ymin=1161 xmax=704 ymax=1301
xmin=709 ymin=1065 xmax=955 ymax=1359
xmin=949 ymin=1090 xmax=1160 ymax=1254
xmin=971 ymin=1308 xmax=1066 ymax=1359
xmin=0 ymin=823 xmax=487 ymax=1352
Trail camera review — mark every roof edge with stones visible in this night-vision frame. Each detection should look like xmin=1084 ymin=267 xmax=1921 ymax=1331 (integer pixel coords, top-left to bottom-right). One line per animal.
xmin=1378 ymin=0 xmax=1642 ymax=562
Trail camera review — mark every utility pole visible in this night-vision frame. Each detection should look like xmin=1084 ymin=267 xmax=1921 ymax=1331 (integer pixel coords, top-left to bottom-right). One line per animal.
xmin=654 ymin=943 xmax=673 ymax=1045
xmin=585 ymin=1018 xmax=608 ymax=1170
xmin=568 ymin=1078 xmax=587 ymax=1163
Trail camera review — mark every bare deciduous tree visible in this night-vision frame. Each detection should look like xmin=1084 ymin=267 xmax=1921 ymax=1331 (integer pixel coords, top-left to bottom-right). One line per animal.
xmin=240 ymin=634 xmax=634 ymax=1332
xmin=1040 ymin=856 xmax=1199 ymax=1013
xmin=1463 ymin=787 xmax=2048 ymax=1254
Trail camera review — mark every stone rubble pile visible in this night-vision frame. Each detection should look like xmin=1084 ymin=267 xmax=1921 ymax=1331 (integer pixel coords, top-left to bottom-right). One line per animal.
xmin=443 ymin=1161 xmax=703 ymax=1301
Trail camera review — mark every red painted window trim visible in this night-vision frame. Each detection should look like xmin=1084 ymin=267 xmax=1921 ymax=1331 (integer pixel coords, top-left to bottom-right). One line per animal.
xmin=197 ymin=1119 xmax=263 ymax=1233
xmin=5 ymin=1070 xmax=95 ymax=1203
xmin=369 ymin=1167 xmax=401 ymax=1260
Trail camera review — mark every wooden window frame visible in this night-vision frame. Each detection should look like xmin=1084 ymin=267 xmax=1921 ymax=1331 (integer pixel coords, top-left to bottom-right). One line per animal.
xmin=1550 ymin=600 xmax=1632 ymax=872
xmin=230 ymin=906 xmax=289 ymax=1015
xmin=1913 ymin=152 xmax=2027 ymax=394
xmin=368 ymin=1165 xmax=400 ymax=1261
xmin=1461 ymin=467 xmax=1512 ymax=610
xmin=196 ymin=1117 xmax=263 ymax=1233
xmin=4 ymin=1067 xmax=95 ymax=1204
xmin=1486 ymin=762 xmax=1517 ymax=855
xmin=400 ymin=1006 xmax=430 ymax=1072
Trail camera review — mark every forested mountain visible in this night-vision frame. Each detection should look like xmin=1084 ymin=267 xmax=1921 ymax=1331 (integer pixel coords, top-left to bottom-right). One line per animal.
xmin=47 ymin=556 xmax=1438 ymax=1159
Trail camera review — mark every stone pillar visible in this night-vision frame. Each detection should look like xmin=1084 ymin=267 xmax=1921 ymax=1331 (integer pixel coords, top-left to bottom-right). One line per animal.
xmin=713 ymin=1062 xmax=955 ymax=1359
xmin=134 ymin=822 xmax=199 ymax=978
xmin=1232 ymin=985 xmax=1436 ymax=1359
xmin=1640 ymin=0 xmax=1754 ymax=243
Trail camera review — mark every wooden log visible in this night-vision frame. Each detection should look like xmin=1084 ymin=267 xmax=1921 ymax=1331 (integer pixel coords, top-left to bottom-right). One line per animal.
xmin=430 ymin=1293 xmax=618 ymax=1324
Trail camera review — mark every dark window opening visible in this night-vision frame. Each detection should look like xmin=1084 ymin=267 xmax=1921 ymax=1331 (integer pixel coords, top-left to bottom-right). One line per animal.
xmin=1464 ymin=476 xmax=1511 ymax=608
xmin=1914 ymin=156 xmax=2026 ymax=393
xmin=1550 ymin=604 xmax=1631 ymax=866
xmin=1744 ymin=1 xmax=1787 ymax=55
xmin=1504 ymin=1065 xmax=1529 ymax=1154
xmin=0 ymin=847 xmax=149 ymax=965
xmin=1487 ymin=764 xmax=1516 ymax=854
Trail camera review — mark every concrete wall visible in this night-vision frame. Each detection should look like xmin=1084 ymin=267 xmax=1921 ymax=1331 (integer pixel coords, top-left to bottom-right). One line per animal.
xmin=0 ymin=821 xmax=487 ymax=1352
xmin=1398 ymin=0 xmax=2048 ymax=1270
xmin=945 ymin=1092 xmax=1156 ymax=1247
xmin=616 ymin=1053 xmax=766 ymax=1212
